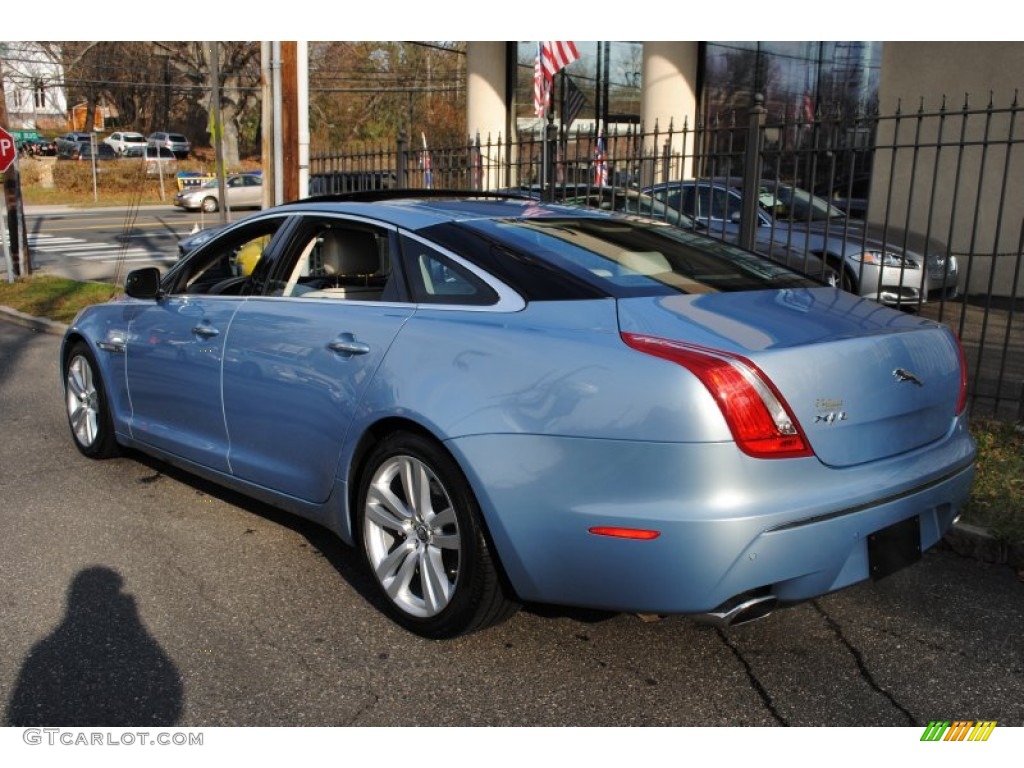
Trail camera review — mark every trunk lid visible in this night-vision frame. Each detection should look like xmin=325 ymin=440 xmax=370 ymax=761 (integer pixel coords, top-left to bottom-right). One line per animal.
xmin=617 ymin=287 xmax=962 ymax=467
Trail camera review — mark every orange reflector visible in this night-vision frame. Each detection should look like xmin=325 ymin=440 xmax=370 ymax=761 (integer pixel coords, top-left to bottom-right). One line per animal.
xmin=588 ymin=526 xmax=661 ymax=540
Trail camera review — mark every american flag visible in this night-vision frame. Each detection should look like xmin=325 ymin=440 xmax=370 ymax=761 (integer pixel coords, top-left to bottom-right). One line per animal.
xmin=533 ymin=41 xmax=580 ymax=118
xmin=802 ymin=91 xmax=815 ymax=124
xmin=594 ymin=132 xmax=608 ymax=186
xmin=421 ymin=132 xmax=433 ymax=189
xmin=562 ymin=75 xmax=587 ymax=129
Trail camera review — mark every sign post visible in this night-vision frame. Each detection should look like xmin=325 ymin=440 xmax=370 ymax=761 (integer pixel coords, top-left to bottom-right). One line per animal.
xmin=0 ymin=126 xmax=15 ymax=172
xmin=0 ymin=126 xmax=16 ymax=282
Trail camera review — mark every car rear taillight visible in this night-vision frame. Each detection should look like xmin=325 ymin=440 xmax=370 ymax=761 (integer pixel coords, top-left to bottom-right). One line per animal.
xmin=622 ymin=333 xmax=813 ymax=459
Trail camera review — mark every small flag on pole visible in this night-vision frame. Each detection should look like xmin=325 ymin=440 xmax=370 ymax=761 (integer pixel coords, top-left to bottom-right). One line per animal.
xmin=533 ymin=41 xmax=580 ymax=118
xmin=421 ymin=132 xmax=433 ymax=189
xmin=594 ymin=131 xmax=608 ymax=186
xmin=563 ymin=75 xmax=587 ymax=129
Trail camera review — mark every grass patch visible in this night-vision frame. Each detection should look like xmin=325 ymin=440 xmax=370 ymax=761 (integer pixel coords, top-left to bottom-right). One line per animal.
xmin=0 ymin=275 xmax=120 ymax=324
xmin=964 ymin=418 xmax=1024 ymax=544
xmin=22 ymin=185 xmax=174 ymax=207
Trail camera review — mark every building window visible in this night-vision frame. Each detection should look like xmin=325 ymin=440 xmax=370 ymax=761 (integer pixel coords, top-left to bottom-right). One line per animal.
xmin=33 ymin=79 xmax=47 ymax=110
xmin=702 ymin=42 xmax=882 ymax=122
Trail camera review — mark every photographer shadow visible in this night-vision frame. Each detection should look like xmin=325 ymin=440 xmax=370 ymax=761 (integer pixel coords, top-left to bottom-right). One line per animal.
xmin=6 ymin=566 xmax=183 ymax=727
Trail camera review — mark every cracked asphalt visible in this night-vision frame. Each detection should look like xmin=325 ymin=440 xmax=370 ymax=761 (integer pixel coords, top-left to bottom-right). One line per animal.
xmin=1 ymin=321 xmax=1022 ymax=728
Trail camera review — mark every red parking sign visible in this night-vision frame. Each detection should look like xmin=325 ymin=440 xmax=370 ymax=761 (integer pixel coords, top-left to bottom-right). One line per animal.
xmin=0 ymin=126 xmax=16 ymax=173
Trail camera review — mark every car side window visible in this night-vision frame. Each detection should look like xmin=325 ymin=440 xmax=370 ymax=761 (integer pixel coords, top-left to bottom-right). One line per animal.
xmin=272 ymin=221 xmax=395 ymax=301
xmin=167 ymin=218 xmax=285 ymax=296
xmin=399 ymin=234 xmax=498 ymax=306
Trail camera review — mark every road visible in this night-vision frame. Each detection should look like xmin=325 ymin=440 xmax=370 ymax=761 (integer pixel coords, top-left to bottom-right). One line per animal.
xmin=0 ymin=321 xmax=1022 ymax=736
xmin=7 ymin=205 xmax=230 ymax=283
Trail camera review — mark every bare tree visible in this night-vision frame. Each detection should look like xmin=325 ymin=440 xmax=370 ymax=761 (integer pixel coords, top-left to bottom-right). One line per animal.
xmin=153 ymin=42 xmax=261 ymax=167
xmin=308 ymin=41 xmax=466 ymax=151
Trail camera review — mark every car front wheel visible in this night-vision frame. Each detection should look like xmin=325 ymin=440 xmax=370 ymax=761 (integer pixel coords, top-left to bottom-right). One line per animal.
xmin=64 ymin=341 xmax=120 ymax=459
xmin=201 ymin=196 xmax=218 ymax=213
xmin=356 ymin=432 xmax=517 ymax=638
xmin=824 ymin=258 xmax=856 ymax=293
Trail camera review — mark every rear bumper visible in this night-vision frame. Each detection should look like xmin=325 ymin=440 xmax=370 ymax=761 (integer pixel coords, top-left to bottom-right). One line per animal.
xmin=448 ymin=426 xmax=975 ymax=615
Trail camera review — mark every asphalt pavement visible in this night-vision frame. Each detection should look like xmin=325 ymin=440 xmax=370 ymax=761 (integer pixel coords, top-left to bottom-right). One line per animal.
xmin=0 ymin=319 xmax=1022 ymax=736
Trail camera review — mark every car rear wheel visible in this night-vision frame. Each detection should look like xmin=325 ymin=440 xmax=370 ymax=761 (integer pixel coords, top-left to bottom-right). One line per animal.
xmin=357 ymin=432 xmax=517 ymax=638
xmin=64 ymin=341 xmax=120 ymax=459
xmin=201 ymin=196 xmax=218 ymax=213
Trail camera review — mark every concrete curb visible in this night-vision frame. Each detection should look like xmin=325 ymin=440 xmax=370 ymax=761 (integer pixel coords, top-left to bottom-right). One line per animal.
xmin=942 ymin=522 xmax=1024 ymax=571
xmin=0 ymin=304 xmax=69 ymax=337
xmin=0 ymin=303 xmax=1020 ymax=574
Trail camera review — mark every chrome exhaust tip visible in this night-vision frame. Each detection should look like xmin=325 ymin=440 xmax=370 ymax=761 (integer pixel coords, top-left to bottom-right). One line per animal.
xmin=696 ymin=595 xmax=777 ymax=629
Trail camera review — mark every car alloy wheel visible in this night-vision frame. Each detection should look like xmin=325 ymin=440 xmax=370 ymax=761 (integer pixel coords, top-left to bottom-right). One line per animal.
xmin=357 ymin=432 xmax=516 ymax=638
xmin=824 ymin=259 xmax=855 ymax=293
xmin=64 ymin=342 xmax=119 ymax=459
xmin=201 ymin=196 xmax=218 ymax=213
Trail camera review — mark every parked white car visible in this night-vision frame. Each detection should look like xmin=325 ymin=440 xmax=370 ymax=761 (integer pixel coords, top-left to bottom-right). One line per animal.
xmin=104 ymin=131 xmax=148 ymax=157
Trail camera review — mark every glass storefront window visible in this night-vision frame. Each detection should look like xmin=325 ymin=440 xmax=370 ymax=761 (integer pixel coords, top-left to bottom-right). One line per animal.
xmin=515 ymin=41 xmax=643 ymax=136
xmin=703 ymin=41 xmax=882 ymax=122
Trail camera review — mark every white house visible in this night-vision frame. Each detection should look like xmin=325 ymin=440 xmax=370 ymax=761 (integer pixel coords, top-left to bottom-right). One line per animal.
xmin=1 ymin=42 xmax=68 ymax=131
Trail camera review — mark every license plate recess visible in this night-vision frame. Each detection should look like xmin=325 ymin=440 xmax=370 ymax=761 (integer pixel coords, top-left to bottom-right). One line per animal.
xmin=868 ymin=515 xmax=922 ymax=581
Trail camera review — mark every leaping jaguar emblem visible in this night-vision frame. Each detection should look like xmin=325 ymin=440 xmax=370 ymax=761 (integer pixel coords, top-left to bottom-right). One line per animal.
xmin=893 ymin=368 xmax=924 ymax=386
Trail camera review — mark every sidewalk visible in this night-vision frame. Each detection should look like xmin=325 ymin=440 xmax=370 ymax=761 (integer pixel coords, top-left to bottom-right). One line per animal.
xmin=1 ymin=299 xmax=1021 ymax=574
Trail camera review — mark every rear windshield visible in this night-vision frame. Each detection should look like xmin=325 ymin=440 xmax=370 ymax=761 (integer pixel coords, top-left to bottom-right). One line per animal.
xmin=168 ymin=134 xmax=188 ymax=143
xmin=462 ymin=216 xmax=818 ymax=297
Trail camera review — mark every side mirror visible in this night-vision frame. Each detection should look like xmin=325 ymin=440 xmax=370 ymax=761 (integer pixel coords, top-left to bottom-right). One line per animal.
xmin=125 ymin=267 xmax=161 ymax=299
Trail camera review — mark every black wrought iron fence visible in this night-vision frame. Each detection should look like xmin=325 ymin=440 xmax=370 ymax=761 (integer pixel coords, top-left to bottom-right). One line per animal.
xmin=311 ymin=93 xmax=1024 ymax=421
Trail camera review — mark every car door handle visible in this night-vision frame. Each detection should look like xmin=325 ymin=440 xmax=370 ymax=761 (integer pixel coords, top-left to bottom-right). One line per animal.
xmin=192 ymin=324 xmax=220 ymax=338
xmin=327 ymin=335 xmax=370 ymax=356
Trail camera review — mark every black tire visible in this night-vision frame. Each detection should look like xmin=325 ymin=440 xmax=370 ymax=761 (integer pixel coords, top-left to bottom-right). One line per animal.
xmin=201 ymin=196 xmax=218 ymax=213
xmin=356 ymin=432 xmax=517 ymax=638
xmin=64 ymin=341 xmax=120 ymax=459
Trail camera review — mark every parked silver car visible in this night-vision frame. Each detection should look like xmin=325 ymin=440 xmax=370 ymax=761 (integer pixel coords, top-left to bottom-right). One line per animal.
xmin=143 ymin=145 xmax=178 ymax=177
xmin=147 ymin=131 xmax=191 ymax=159
xmin=645 ymin=178 xmax=959 ymax=306
xmin=172 ymin=172 xmax=263 ymax=213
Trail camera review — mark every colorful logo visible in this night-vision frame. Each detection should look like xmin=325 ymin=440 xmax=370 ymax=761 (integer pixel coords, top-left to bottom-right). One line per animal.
xmin=920 ymin=721 xmax=997 ymax=741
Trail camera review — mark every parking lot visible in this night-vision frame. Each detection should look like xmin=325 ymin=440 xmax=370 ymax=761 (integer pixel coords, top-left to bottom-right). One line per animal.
xmin=1 ymin=321 xmax=1021 ymax=733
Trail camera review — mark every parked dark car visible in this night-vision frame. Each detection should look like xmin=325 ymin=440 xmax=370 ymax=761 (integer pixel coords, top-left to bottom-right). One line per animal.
xmin=55 ymin=132 xmax=95 ymax=154
xmin=60 ymin=142 xmax=118 ymax=162
xmin=18 ymin=137 xmax=57 ymax=157
xmin=61 ymin=191 xmax=974 ymax=638
xmin=309 ymin=171 xmax=396 ymax=195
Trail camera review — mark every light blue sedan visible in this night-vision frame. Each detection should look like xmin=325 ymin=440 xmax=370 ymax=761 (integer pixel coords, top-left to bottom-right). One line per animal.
xmin=60 ymin=194 xmax=975 ymax=638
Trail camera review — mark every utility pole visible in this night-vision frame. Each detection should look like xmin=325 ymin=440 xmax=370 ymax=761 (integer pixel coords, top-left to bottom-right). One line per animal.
xmin=280 ymin=41 xmax=298 ymax=203
xmin=0 ymin=56 xmax=30 ymax=276
xmin=260 ymin=42 xmax=274 ymax=210
xmin=208 ymin=41 xmax=228 ymax=224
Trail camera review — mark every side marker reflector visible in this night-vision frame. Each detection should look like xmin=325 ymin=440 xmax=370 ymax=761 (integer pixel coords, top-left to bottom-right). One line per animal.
xmin=588 ymin=526 xmax=661 ymax=540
